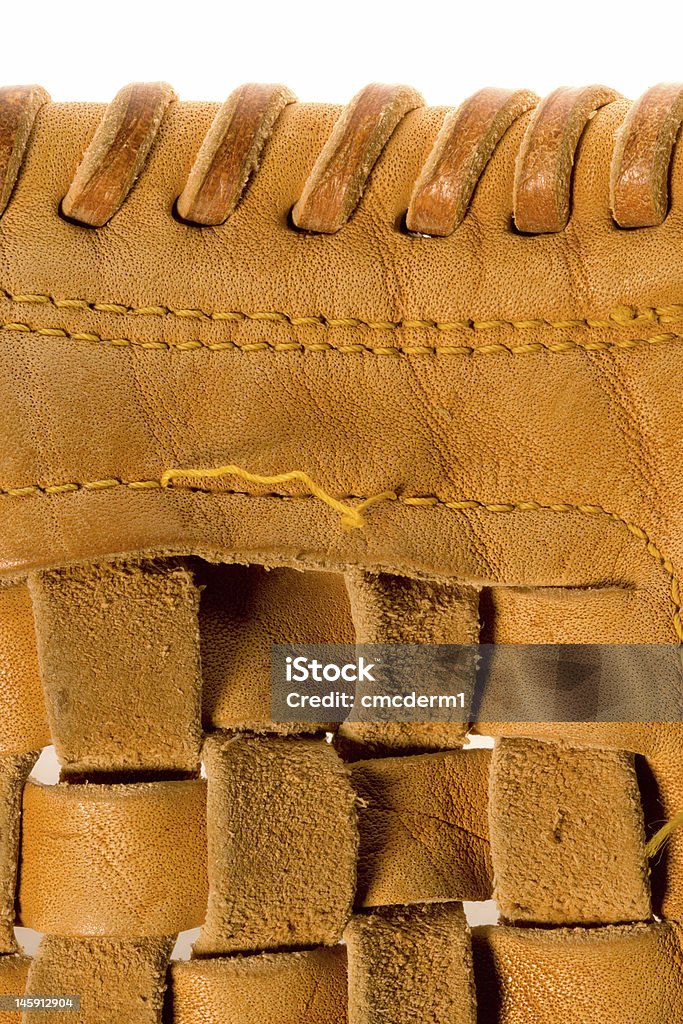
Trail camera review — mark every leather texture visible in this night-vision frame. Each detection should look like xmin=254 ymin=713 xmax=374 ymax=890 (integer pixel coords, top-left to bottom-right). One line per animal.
xmin=0 ymin=80 xmax=680 ymax=1022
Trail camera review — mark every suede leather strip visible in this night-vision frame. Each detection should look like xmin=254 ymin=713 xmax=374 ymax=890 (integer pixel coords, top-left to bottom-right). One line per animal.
xmin=345 ymin=903 xmax=477 ymax=1024
xmin=490 ymin=738 xmax=650 ymax=925
xmin=25 ymin=937 xmax=174 ymax=1024
xmin=29 ymin=560 xmax=202 ymax=773
xmin=0 ymin=953 xmax=30 ymax=1023
xmin=195 ymin=732 xmax=358 ymax=955
xmin=0 ymin=754 xmax=36 ymax=953
xmin=197 ymin=562 xmax=353 ymax=733
xmin=0 ymin=585 xmax=48 ymax=755
xmin=169 ymin=947 xmax=347 ymax=1024
xmin=335 ymin=572 xmax=479 ymax=758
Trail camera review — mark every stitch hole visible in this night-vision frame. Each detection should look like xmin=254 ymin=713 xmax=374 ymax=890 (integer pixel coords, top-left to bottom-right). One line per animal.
xmin=171 ymin=196 xmax=206 ymax=228
xmin=287 ymin=203 xmax=320 ymax=235
xmin=397 ymin=209 xmax=434 ymax=238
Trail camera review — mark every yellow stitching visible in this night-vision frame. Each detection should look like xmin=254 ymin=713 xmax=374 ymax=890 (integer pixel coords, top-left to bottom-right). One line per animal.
xmin=1 ymin=470 xmax=680 ymax=638
xmin=645 ymin=811 xmax=683 ymax=858
xmin=1 ymin=319 xmax=681 ymax=357
xmin=3 ymin=288 xmax=683 ymax=333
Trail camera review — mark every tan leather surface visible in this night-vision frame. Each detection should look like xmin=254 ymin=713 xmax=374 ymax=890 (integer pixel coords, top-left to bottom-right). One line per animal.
xmin=490 ymin=738 xmax=649 ymax=925
xmin=345 ymin=902 xmax=476 ymax=1024
xmin=18 ymin=778 xmax=208 ymax=936
xmin=473 ymin=921 xmax=683 ymax=1022
xmin=169 ymin=947 xmax=347 ymax=1024
xmin=352 ymin=749 xmax=491 ymax=906
xmin=0 ymin=584 xmax=48 ymax=754
xmin=195 ymin=732 xmax=357 ymax=955
xmin=29 ymin=560 xmax=202 ymax=773
xmin=0 ymin=83 xmax=682 ymax=1020
xmin=0 ymin=94 xmax=681 ymax=623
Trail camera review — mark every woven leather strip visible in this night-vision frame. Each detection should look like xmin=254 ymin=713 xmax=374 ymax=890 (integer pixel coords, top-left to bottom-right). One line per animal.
xmin=18 ymin=777 xmax=208 ymax=936
xmin=169 ymin=947 xmax=347 ymax=1024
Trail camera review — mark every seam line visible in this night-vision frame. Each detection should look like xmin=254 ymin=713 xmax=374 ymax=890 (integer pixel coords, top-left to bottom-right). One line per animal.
xmin=1 ymin=473 xmax=680 ymax=639
xmin=3 ymin=289 xmax=683 ymax=334
xmin=1 ymin=320 xmax=681 ymax=357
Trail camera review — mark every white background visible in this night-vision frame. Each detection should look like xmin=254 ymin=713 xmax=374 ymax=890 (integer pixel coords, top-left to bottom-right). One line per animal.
xmin=4 ymin=1 xmax=682 ymax=104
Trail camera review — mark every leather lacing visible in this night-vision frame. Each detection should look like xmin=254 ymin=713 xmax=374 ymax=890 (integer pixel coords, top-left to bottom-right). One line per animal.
xmin=2 ymin=81 xmax=683 ymax=232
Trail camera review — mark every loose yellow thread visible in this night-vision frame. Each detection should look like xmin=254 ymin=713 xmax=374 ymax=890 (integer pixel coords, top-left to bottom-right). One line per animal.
xmin=4 ymin=288 xmax=683 ymax=335
xmin=645 ymin=811 xmax=683 ymax=859
xmin=1 ymin=318 xmax=681 ymax=358
xmin=159 ymin=463 xmax=394 ymax=530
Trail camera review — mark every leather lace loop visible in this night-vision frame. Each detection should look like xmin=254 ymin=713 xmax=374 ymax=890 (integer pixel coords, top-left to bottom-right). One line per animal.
xmin=5 ymin=81 xmax=683 ymax=235
xmin=611 ymin=83 xmax=683 ymax=228
xmin=513 ymin=85 xmax=620 ymax=234
xmin=0 ymin=85 xmax=50 ymax=218
xmin=292 ymin=83 xmax=423 ymax=234
xmin=61 ymin=82 xmax=176 ymax=227
xmin=407 ymin=88 xmax=538 ymax=237
xmin=177 ymin=83 xmax=295 ymax=226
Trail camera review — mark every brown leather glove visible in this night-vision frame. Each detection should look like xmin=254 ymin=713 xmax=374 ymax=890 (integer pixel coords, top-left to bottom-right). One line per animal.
xmin=0 ymin=79 xmax=682 ymax=1022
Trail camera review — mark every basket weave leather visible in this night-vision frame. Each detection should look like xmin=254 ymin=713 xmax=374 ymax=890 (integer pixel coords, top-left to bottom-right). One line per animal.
xmin=0 ymin=80 xmax=682 ymax=1022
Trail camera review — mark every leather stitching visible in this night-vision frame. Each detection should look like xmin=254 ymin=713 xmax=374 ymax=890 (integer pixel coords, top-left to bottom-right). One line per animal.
xmin=2 ymin=290 xmax=682 ymax=333
xmin=1 ymin=319 xmax=681 ymax=357
xmin=1 ymin=475 xmax=680 ymax=638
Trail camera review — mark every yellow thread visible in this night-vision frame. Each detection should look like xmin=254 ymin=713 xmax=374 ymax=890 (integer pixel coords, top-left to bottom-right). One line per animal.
xmin=4 ymin=289 xmax=683 ymax=335
xmin=0 ymin=472 xmax=681 ymax=638
xmin=159 ymin=464 xmax=384 ymax=530
xmin=645 ymin=811 xmax=683 ymax=859
xmin=1 ymin=318 xmax=681 ymax=358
